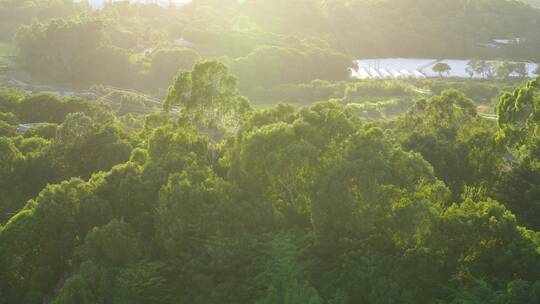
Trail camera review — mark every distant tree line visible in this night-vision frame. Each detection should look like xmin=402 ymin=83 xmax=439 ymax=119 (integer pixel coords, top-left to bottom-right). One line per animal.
xmin=5 ymin=0 xmax=540 ymax=97
xmin=466 ymin=60 xmax=531 ymax=80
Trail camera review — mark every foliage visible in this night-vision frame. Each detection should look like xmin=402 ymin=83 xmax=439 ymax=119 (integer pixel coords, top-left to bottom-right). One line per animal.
xmin=16 ymin=17 xmax=130 ymax=85
xmin=494 ymin=77 xmax=540 ymax=230
xmin=432 ymin=63 xmax=452 ymax=78
xmin=232 ymin=45 xmax=352 ymax=90
xmin=397 ymin=90 xmax=504 ymax=198
xmin=164 ymin=60 xmax=251 ymax=135
xmin=8 ymin=0 xmax=540 ymax=95
xmin=148 ymin=47 xmax=201 ymax=88
xmin=2 ymin=71 xmax=540 ymax=304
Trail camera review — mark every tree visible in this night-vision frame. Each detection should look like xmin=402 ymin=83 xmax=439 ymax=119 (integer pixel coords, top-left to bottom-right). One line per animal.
xmin=16 ymin=18 xmax=130 ymax=85
xmin=147 ymin=126 xmax=210 ymax=173
xmin=0 ymin=138 xmax=24 ymax=219
xmin=312 ymin=126 xmax=443 ymax=242
xmin=51 ymin=262 xmax=112 ymax=304
xmin=50 ymin=113 xmax=132 ymax=180
xmin=156 ymin=168 xmax=235 ymax=256
xmin=496 ymin=61 xmax=514 ymax=80
xmin=238 ymin=122 xmax=319 ymax=227
xmin=149 ymin=47 xmax=201 ymax=87
xmin=0 ymin=178 xmax=94 ymax=304
xmin=515 ymin=62 xmax=529 ymax=80
xmin=396 ymin=90 xmax=500 ymax=198
xmin=89 ymin=163 xmax=159 ymax=238
xmin=466 ymin=60 xmax=478 ymax=79
xmin=56 ymin=113 xmax=96 ymax=144
xmin=437 ymin=199 xmax=540 ymax=283
xmin=495 ymin=78 xmax=540 ymax=229
xmin=16 ymin=17 xmax=130 ymax=85
xmin=79 ymin=220 xmax=143 ymax=267
xmin=163 ymin=61 xmax=251 ymax=137
xmin=497 ymin=78 xmax=540 ymax=152
xmin=474 ymin=60 xmax=495 ymax=79
xmin=256 ymin=235 xmax=322 ymax=304
xmin=0 ymin=137 xmax=22 ymax=178
xmin=432 ymin=62 xmax=451 ymax=78
xmin=443 ymin=279 xmax=540 ymax=303
xmin=231 ymin=45 xmax=352 ymax=90
xmin=498 ymin=62 xmax=529 ymax=81
xmin=3 ymin=48 xmax=540 ymax=304
xmin=114 ymin=262 xmax=173 ymax=304
xmin=234 ymin=101 xmax=361 ymax=228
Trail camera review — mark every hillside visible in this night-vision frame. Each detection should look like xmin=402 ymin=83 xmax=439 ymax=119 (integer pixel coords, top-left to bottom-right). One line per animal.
xmin=1 ymin=2 xmax=540 ymax=303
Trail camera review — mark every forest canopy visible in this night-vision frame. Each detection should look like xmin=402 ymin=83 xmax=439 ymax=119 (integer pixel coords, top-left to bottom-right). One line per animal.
xmin=0 ymin=58 xmax=539 ymax=303
xmin=1 ymin=1 xmax=540 ymax=304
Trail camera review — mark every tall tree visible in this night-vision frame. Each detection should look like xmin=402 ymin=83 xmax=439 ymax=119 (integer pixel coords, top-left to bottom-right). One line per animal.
xmin=495 ymin=77 xmax=540 ymax=229
xmin=163 ymin=61 xmax=251 ymax=138
xmin=432 ymin=62 xmax=451 ymax=78
xmin=466 ymin=60 xmax=478 ymax=79
xmin=256 ymin=235 xmax=322 ymax=304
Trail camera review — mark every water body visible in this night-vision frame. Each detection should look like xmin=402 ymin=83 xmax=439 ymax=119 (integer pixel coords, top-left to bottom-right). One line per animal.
xmin=75 ymin=0 xmax=191 ymax=10
xmin=353 ymin=58 xmax=539 ymax=79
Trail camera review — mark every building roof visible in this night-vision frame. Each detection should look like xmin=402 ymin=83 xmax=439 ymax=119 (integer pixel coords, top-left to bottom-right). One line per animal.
xmin=174 ymin=38 xmax=194 ymax=48
xmin=16 ymin=123 xmax=50 ymax=134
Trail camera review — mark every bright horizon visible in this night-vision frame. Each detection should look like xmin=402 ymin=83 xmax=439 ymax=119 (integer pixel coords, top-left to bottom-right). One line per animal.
xmin=76 ymin=0 xmax=192 ymax=10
